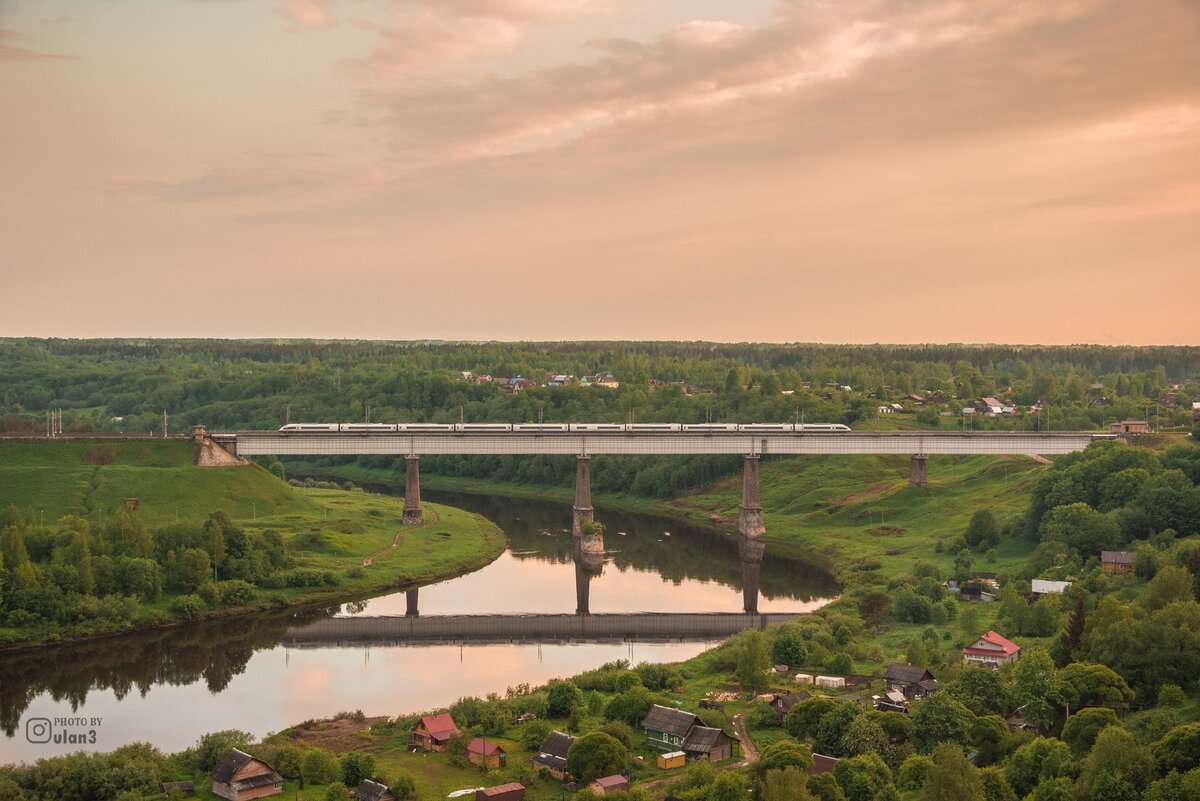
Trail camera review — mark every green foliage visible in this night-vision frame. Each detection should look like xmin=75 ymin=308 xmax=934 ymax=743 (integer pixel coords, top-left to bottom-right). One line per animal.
xmin=1079 ymin=725 xmax=1154 ymax=797
xmin=340 ymin=751 xmax=374 ymax=788
xmin=761 ymin=766 xmax=814 ymax=801
xmin=603 ymin=685 xmax=653 ymax=726
xmin=566 ymin=731 xmax=627 ymax=782
xmin=832 ymin=752 xmax=892 ymax=801
xmin=771 ymin=625 xmax=809 ymax=667
xmin=787 ymin=698 xmax=837 ymax=740
xmin=965 ymin=510 xmax=998 ymax=551
xmin=1061 ymin=707 xmax=1120 ymax=757
xmin=1152 ymin=723 xmax=1200 ymax=775
xmin=1146 ymin=565 xmax=1196 ymax=610
xmin=947 ymin=666 xmax=1015 ymax=717
xmin=390 ymin=772 xmax=417 ymax=800
xmin=547 ymin=680 xmax=582 ymax=717
xmin=737 ymin=630 xmax=772 ymax=693
xmin=815 ymin=702 xmax=861 ymax=757
xmin=752 ymin=740 xmax=814 ymax=792
xmin=838 ymin=715 xmax=889 ymax=761
xmin=192 ymin=729 xmax=252 ymax=773
xmin=924 ymin=741 xmax=984 ymax=801
xmin=1003 ymin=738 xmax=1077 ymax=798
xmin=519 ymin=720 xmax=552 ymax=750
xmin=1057 ymin=662 xmax=1133 ymax=710
xmin=911 ymin=694 xmax=975 ymax=755
xmin=1011 ymin=648 xmax=1061 ymax=732
xmin=301 ymin=748 xmax=341 ymax=785
xmin=324 ymin=784 xmax=347 ymax=801
xmin=979 ymin=766 xmax=1016 ymax=801
xmin=896 ymin=754 xmax=933 ymax=791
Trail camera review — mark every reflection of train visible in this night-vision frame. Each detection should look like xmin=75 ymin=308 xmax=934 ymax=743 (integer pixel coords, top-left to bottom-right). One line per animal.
xmin=277 ymin=423 xmax=852 ymax=433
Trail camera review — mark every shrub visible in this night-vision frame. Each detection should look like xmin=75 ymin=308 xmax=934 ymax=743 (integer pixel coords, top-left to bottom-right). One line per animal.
xmin=171 ymin=594 xmax=204 ymax=620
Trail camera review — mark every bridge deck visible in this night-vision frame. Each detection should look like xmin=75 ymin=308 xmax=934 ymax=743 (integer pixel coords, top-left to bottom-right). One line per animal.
xmin=223 ymin=431 xmax=1112 ymax=456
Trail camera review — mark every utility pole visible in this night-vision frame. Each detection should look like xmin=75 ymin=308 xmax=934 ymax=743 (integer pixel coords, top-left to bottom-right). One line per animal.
xmin=285 ymin=405 xmax=291 ymax=425
xmin=162 ymin=409 xmax=168 ymax=438
xmin=365 ymin=404 xmax=371 ymax=424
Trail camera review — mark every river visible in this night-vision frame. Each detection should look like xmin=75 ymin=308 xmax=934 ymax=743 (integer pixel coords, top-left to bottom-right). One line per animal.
xmin=0 ymin=488 xmax=836 ymax=763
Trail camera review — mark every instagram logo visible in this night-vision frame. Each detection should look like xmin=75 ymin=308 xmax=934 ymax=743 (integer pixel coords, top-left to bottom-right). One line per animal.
xmin=26 ymin=718 xmax=52 ymax=743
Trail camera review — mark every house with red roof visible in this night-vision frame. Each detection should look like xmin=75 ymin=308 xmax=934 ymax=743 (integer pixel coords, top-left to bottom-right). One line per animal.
xmin=962 ymin=631 xmax=1021 ymax=668
xmin=411 ymin=713 xmax=461 ymax=752
xmin=466 ymin=738 xmax=507 ymax=768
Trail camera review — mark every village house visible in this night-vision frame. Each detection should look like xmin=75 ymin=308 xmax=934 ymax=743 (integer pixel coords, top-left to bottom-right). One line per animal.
xmin=962 ymin=631 xmax=1021 ymax=668
xmin=210 ymin=749 xmax=284 ymax=801
xmin=582 ymin=372 xmax=620 ymax=388
xmin=977 ymin=397 xmax=1005 ymax=416
xmin=1101 ymin=551 xmax=1136 ymax=574
xmin=532 ymin=731 xmax=575 ymax=780
xmin=411 ymin=713 xmax=460 ymax=752
xmin=589 ymin=776 xmax=631 ymax=794
xmin=883 ymin=663 xmax=939 ymax=701
xmin=769 ymin=690 xmax=812 ymax=719
xmin=971 ymin=572 xmax=1000 ymax=590
xmin=466 ymin=738 xmax=506 ymax=769
xmin=1030 ymin=579 xmax=1071 ymax=601
xmin=475 ymin=783 xmax=525 ymax=801
xmin=1109 ymin=420 xmax=1151 ymax=434
xmin=958 ymin=582 xmax=996 ymax=603
xmin=640 ymin=705 xmax=735 ymax=761
xmin=355 ymin=779 xmax=396 ymax=801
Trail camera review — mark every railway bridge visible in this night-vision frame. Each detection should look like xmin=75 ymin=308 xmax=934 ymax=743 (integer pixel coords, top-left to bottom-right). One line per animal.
xmin=207 ymin=428 xmax=1112 ymax=595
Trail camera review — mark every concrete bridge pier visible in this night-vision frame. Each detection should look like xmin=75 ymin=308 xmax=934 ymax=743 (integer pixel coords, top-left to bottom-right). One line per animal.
xmin=572 ymin=455 xmax=594 ymax=538
xmin=908 ymin=454 xmax=929 ymax=488
xmin=403 ymin=455 xmax=423 ymax=525
xmin=405 ymin=589 xmax=419 ymax=617
xmin=739 ymin=454 xmax=766 ymax=539
xmin=739 ymin=535 xmax=765 ymax=615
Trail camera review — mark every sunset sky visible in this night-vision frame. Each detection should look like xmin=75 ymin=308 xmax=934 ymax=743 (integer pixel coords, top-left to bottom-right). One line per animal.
xmin=2 ymin=0 xmax=1198 ymax=344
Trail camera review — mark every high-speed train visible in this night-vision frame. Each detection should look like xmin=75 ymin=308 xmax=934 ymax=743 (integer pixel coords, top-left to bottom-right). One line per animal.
xmin=277 ymin=423 xmax=851 ymax=433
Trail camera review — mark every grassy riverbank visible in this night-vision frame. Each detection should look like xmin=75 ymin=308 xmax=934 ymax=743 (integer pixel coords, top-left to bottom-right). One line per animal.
xmin=0 ymin=441 xmax=505 ymax=649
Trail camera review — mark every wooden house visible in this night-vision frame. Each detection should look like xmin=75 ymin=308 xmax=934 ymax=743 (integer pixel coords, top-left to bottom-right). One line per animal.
xmin=640 ymin=705 xmax=735 ymax=761
xmin=883 ymin=664 xmax=938 ymax=701
xmin=532 ymin=730 xmax=574 ymax=780
xmin=475 ymin=783 xmax=525 ymax=801
xmin=962 ymin=631 xmax=1021 ymax=668
xmin=210 ymin=749 xmax=283 ymax=801
xmin=769 ymin=691 xmax=811 ymax=718
xmin=682 ymin=726 xmax=734 ymax=762
xmin=466 ymin=738 xmax=506 ymax=769
xmin=411 ymin=713 xmax=461 ymax=752
xmin=1101 ymin=551 xmax=1136 ymax=574
xmin=355 ymin=780 xmax=396 ymax=801
xmin=589 ymin=775 xmax=630 ymax=794
xmin=641 ymin=705 xmax=698 ymax=752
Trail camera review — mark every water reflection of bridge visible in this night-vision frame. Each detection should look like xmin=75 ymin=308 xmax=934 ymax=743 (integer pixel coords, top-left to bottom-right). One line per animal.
xmin=285 ymin=529 xmax=781 ymax=646
xmin=281 ymin=611 xmax=797 ymax=646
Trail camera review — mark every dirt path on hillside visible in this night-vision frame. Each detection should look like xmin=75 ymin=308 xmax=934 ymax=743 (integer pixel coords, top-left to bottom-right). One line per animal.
xmin=362 ymin=509 xmax=438 ymax=566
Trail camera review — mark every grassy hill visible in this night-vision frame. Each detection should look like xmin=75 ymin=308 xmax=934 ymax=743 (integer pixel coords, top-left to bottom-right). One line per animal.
xmin=666 ymin=453 xmax=1045 ymax=577
xmin=0 ymin=441 xmax=506 ymax=648
xmin=0 ymin=440 xmax=314 ymax=526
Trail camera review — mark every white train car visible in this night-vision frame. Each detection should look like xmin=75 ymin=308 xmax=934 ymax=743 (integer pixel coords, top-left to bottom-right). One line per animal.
xmin=279 ymin=423 xmax=341 ymax=432
xmin=797 ymin=424 xmax=852 ymax=432
xmin=739 ymin=424 xmax=793 ymax=432
xmin=569 ymin=423 xmax=626 ymax=432
xmin=513 ymin=423 xmax=570 ymax=432
xmin=456 ymin=423 xmax=513 ymax=432
xmin=628 ymin=423 xmax=682 ymax=432
xmin=682 ymin=423 xmax=739 ymax=432
xmin=342 ymin=423 xmax=397 ymax=432
xmin=397 ymin=423 xmax=456 ymax=432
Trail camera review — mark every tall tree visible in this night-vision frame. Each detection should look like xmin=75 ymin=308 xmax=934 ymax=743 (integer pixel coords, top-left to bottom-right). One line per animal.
xmin=923 ymin=742 xmax=984 ymax=801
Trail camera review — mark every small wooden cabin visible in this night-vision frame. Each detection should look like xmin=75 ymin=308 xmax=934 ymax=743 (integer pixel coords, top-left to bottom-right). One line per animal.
xmin=411 ymin=713 xmax=461 ymax=752
xmin=466 ymin=738 xmax=506 ymax=768
xmin=210 ymin=749 xmax=283 ymax=801
xmin=657 ymin=751 xmax=686 ymax=770
xmin=475 ymin=783 xmax=525 ymax=801
xmin=355 ymin=780 xmax=396 ymax=801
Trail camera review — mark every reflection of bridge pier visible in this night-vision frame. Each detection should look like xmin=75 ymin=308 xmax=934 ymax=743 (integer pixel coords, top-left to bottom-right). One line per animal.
xmin=739 ymin=535 xmax=765 ymax=615
xmin=738 ymin=454 xmax=766 ymax=614
xmin=403 ymin=455 xmax=423 ymax=525
xmin=406 ymin=589 xmax=419 ymax=617
xmin=574 ymin=545 xmax=603 ymax=616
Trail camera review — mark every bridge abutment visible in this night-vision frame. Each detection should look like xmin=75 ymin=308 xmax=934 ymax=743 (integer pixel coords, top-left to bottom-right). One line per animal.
xmin=403 ymin=455 xmax=423 ymax=525
xmin=908 ymin=454 xmax=929 ymax=488
xmin=739 ymin=454 xmax=766 ymax=539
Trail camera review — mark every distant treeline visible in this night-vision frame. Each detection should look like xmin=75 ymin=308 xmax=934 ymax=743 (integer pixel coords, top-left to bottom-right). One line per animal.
xmin=2 ymin=339 xmax=1197 ymax=495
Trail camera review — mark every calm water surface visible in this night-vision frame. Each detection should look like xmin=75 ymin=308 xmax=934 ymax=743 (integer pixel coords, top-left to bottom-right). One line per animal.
xmin=0 ymin=488 xmax=836 ymax=763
